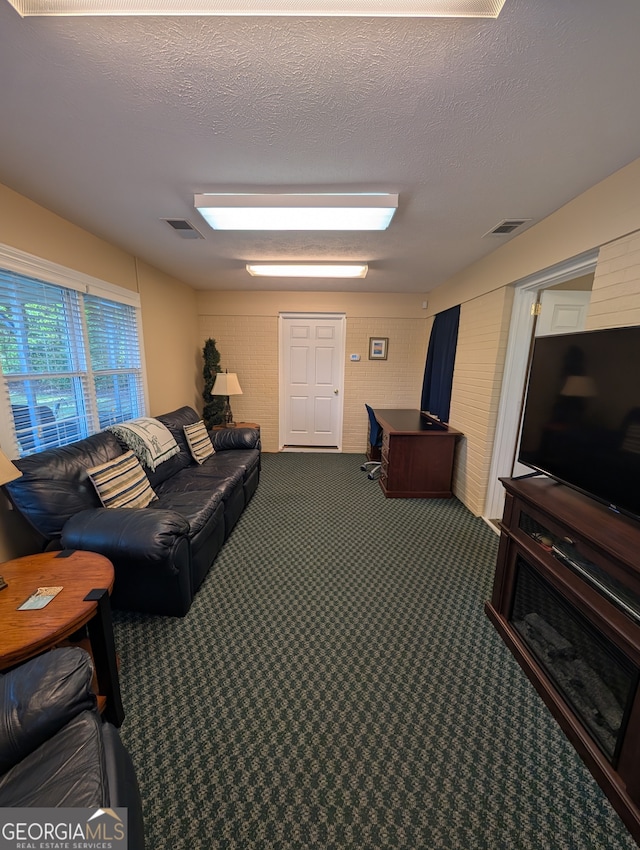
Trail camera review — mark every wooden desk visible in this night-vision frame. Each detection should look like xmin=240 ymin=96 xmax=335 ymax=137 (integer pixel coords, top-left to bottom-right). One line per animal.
xmin=373 ymin=409 xmax=462 ymax=498
xmin=0 ymin=550 xmax=124 ymax=726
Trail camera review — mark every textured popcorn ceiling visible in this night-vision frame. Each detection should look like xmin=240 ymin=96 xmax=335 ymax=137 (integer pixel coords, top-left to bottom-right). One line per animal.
xmin=1 ymin=0 xmax=640 ymax=292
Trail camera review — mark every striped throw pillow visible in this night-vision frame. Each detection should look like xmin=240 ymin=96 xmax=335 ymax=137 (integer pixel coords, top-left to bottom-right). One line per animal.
xmin=87 ymin=450 xmax=158 ymax=508
xmin=184 ymin=420 xmax=215 ymax=464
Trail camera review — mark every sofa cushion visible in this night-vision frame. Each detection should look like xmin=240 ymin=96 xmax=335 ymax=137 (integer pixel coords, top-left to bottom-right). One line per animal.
xmin=203 ymin=448 xmax=260 ymax=479
xmin=0 ymin=648 xmax=96 ymax=774
xmin=87 ymin=450 xmax=158 ymax=509
xmin=212 ymin=426 xmax=260 ymax=452
xmin=184 ymin=420 xmax=215 ymax=464
xmin=150 ymin=489 xmax=225 ymax=536
xmin=156 ymin=406 xmax=200 ymax=455
xmin=0 ymin=711 xmax=108 ymax=807
xmin=155 ymin=458 xmax=245 ymax=498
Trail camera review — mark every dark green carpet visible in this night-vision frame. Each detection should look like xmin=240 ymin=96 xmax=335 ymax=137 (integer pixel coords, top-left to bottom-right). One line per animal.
xmin=113 ymin=453 xmax=636 ymax=850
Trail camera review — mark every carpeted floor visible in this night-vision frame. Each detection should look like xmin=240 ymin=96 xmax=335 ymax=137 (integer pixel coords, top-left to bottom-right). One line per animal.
xmin=113 ymin=453 xmax=636 ymax=849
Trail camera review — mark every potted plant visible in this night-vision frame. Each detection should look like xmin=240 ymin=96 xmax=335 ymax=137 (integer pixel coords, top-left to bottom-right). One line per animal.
xmin=202 ymin=338 xmax=225 ymax=429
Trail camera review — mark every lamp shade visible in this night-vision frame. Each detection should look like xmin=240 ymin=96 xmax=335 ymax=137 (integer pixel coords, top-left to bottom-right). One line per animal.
xmin=560 ymin=375 xmax=597 ymax=398
xmin=211 ymin=372 xmax=243 ymax=397
xmin=0 ymin=449 xmax=22 ymax=485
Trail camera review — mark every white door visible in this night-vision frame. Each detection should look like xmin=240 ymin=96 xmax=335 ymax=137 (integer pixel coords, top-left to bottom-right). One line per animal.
xmin=279 ymin=313 xmax=345 ymax=449
xmin=536 ymin=289 xmax=592 ymax=337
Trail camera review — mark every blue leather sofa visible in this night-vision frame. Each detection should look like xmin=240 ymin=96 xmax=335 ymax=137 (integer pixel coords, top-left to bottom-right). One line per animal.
xmin=0 ymin=647 xmax=144 ymax=849
xmin=5 ymin=406 xmax=260 ymax=616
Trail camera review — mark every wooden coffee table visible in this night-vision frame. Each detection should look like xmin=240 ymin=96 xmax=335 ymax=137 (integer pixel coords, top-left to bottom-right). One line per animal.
xmin=0 ymin=550 xmax=124 ymax=726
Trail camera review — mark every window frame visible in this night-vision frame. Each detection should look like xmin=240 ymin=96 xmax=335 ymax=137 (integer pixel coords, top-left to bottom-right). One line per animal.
xmin=0 ymin=242 xmax=148 ymax=458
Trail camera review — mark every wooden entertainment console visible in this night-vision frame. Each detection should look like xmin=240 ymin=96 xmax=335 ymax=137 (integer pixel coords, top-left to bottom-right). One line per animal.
xmin=486 ymin=476 xmax=640 ymax=844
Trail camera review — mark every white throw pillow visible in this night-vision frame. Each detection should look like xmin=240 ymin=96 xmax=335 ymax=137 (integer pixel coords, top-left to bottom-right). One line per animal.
xmin=184 ymin=420 xmax=215 ymax=464
xmin=87 ymin=450 xmax=158 ymax=508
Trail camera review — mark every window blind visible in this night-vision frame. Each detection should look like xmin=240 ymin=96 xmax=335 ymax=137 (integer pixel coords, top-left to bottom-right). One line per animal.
xmin=0 ymin=261 xmax=146 ymax=457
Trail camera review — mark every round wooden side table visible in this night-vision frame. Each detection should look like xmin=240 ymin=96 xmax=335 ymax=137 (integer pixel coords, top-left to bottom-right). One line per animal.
xmin=0 ymin=549 xmax=124 ymax=726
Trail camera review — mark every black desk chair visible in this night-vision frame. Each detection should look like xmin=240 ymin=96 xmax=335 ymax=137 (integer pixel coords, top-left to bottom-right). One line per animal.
xmin=361 ymin=404 xmax=383 ymax=479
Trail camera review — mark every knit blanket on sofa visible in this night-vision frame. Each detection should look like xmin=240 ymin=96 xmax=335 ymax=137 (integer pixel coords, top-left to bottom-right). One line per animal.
xmin=107 ymin=417 xmax=180 ymax=471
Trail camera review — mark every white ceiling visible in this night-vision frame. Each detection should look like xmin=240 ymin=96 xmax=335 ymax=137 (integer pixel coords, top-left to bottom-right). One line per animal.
xmin=1 ymin=0 xmax=639 ymax=293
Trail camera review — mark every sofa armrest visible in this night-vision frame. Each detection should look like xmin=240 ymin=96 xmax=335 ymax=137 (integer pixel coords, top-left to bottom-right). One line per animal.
xmin=212 ymin=426 xmax=260 ymax=452
xmin=102 ymin=723 xmax=146 ymax=844
xmin=0 ymin=647 xmax=96 ymax=774
xmin=61 ymin=507 xmax=190 ymax=565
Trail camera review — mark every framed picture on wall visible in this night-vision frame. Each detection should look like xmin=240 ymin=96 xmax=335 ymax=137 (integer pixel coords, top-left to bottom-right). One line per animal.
xmin=369 ymin=337 xmax=388 ymax=360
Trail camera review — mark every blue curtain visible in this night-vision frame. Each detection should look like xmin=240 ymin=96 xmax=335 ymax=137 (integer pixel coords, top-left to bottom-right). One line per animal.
xmin=420 ymin=305 xmax=460 ymax=423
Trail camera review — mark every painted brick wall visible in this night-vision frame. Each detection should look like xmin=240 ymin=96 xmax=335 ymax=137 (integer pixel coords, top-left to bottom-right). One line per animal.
xmin=448 ymin=286 xmax=514 ymax=515
xmin=343 ymin=316 xmax=430 ymax=453
xmin=587 ymin=231 xmax=640 ymax=329
xmin=199 ymin=313 xmax=429 ymax=453
xmin=199 ymin=315 xmax=280 ymax=443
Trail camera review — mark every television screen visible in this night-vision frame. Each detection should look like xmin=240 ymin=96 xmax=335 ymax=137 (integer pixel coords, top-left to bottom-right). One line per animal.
xmin=518 ymin=326 xmax=640 ymax=521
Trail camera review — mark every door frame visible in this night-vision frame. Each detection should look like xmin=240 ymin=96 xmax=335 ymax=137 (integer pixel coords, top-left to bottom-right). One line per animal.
xmin=278 ymin=312 xmax=346 ymax=451
xmin=483 ymin=249 xmax=598 ymax=522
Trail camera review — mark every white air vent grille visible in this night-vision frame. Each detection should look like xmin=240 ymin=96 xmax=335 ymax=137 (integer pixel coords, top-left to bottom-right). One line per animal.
xmin=483 ymin=218 xmax=532 ymax=237
xmin=163 ymin=219 xmax=204 ymax=239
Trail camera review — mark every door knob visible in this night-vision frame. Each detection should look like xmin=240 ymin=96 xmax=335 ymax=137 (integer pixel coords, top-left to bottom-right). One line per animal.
xmin=334 ymin=389 xmax=339 ymax=395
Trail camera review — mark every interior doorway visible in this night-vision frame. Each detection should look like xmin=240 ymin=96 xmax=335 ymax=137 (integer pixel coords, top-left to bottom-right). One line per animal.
xmin=483 ymin=250 xmax=598 ymax=525
xmin=278 ymin=312 xmax=346 ymax=450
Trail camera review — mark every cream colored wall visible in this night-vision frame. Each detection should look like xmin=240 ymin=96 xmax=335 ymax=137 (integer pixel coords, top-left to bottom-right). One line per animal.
xmin=427 ymin=158 xmax=640 ymax=318
xmin=549 ymin=273 xmax=594 ymax=292
xmin=197 ymin=291 xmax=430 ymax=453
xmin=198 ymin=313 xmax=280 ymax=446
xmin=587 ymin=231 xmax=640 ymax=330
xmin=0 ymin=183 xmax=138 ymax=291
xmin=342 ymin=315 xmax=429 ymax=453
xmin=426 ymin=158 xmax=640 ymax=516
xmin=0 ymin=183 xmax=200 ymax=561
xmin=448 ymin=287 xmax=514 ymax=515
xmin=136 ymin=259 xmax=201 ymax=415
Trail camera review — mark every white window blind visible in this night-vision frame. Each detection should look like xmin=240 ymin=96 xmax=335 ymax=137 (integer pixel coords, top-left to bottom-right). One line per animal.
xmin=84 ymin=293 xmax=144 ymax=430
xmin=0 ymin=258 xmax=146 ymax=457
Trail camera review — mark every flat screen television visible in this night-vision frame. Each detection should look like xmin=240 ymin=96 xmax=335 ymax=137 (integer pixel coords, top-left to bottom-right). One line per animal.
xmin=518 ymin=325 xmax=640 ymax=522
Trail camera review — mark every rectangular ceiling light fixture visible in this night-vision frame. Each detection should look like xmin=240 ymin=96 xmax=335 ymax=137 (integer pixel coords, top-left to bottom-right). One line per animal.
xmin=246 ymin=263 xmax=368 ymax=278
xmin=195 ymin=193 xmax=398 ymax=231
xmin=6 ymin=1 xmax=507 ymax=17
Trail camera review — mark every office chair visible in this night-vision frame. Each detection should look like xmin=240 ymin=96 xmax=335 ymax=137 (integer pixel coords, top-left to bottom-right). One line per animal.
xmin=361 ymin=404 xmax=383 ymax=479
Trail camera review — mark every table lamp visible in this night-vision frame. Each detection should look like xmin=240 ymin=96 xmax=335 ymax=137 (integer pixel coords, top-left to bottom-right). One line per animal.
xmin=0 ymin=448 xmax=22 ymax=590
xmin=0 ymin=448 xmax=21 ymax=486
xmin=211 ymin=371 xmax=243 ymax=426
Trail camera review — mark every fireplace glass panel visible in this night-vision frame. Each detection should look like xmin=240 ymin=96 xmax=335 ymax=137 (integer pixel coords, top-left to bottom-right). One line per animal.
xmin=518 ymin=511 xmax=640 ymax=626
xmin=510 ymin=558 xmax=638 ymax=763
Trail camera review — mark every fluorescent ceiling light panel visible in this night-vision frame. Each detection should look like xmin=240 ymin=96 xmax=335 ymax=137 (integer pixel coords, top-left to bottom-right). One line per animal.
xmin=195 ymin=193 xmax=398 ymax=231
xmin=247 ymin=263 xmax=368 ymax=278
xmin=7 ymin=1 xmax=507 ymax=17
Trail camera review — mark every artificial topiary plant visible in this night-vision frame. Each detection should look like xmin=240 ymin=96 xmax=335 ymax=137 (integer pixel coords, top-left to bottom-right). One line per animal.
xmin=202 ymin=337 xmax=225 ymax=429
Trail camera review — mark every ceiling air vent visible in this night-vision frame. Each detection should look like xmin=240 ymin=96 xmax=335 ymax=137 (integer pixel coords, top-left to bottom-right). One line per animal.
xmin=162 ymin=219 xmax=204 ymax=239
xmin=483 ymin=218 xmax=532 ymax=237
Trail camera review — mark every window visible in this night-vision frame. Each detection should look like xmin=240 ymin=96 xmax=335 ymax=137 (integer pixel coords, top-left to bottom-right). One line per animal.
xmin=0 ymin=246 xmax=146 ymax=457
